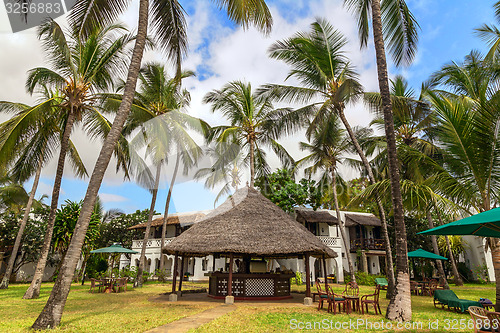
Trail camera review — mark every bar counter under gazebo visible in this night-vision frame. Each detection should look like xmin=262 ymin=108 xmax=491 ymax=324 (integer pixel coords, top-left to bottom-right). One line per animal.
xmin=162 ymin=187 xmax=336 ymax=303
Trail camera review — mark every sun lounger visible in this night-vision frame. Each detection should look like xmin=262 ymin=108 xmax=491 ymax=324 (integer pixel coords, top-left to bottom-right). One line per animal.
xmin=433 ymin=289 xmax=483 ymax=313
xmin=374 ymin=278 xmax=388 ymax=290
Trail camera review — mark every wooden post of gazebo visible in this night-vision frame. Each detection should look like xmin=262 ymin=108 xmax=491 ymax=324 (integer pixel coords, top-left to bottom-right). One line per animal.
xmin=177 ymin=256 xmax=185 ymax=296
xmin=304 ymin=253 xmax=312 ymax=305
xmin=226 ymin=253 xmax=234 ymax=304
xmin=322 ymin=255 xmax=328 ymax=291
xmin=169 ymin=253 xmax=179 ymax=302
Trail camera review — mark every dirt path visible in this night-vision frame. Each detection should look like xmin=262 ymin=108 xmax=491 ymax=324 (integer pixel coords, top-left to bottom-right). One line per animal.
xmin=145 ymin=304 xmax=236 ymax=333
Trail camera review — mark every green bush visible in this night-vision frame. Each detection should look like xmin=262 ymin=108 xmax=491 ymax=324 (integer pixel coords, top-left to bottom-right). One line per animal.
xmin=344 ymin=271 xmax=386 ymax=286
xmin=290 ymin=271 xmax=303 ymax=285
xmin=155 ymin=268 xmax=171 ymax=282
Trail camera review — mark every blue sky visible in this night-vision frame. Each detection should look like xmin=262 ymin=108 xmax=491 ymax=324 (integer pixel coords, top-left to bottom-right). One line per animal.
xmin=1 ymin=0 xmax=497 ymax=214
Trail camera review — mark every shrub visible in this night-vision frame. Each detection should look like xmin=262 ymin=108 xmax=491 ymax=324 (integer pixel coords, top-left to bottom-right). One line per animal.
xmin=290 ymin=271 xmax=303 ymax=285
xmin=344 ymin=271 xmax=386 ymax=286
xmin=473 ymin=264 xmax=490 ymax=284
xmin=155 ymin=268 xmax=171 ymax=282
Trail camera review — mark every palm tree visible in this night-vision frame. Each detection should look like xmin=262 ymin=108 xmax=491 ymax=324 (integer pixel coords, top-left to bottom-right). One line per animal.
xmin=344 ymin=0 xmax=419 ymax=320
xmin=475 ymin=1 xmax=500 ymax=61
xmin=194 ymin=141 xmax=244 ymax=205
xmin=425 ymin=54 xmax=500 ymax=307
xmin=203 ymin=80 xmax=295 ymax=188
xmin=33 ymin=0 xmax=273 ymax=328
xmin=23 ymin=20 xmax=134 ymax=300
xmin=265 ymin=18 xmax=396 ymax=297
xmin=0 ymin=87 xmax=86 ymax=290
xmin=297 ymin=114 xmax=356 ymax=282
xmin=115 ymin=63 xmax=205 ymax=286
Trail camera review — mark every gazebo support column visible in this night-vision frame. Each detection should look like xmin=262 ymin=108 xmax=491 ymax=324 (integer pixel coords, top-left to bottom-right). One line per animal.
xmin=169 ymin=253 xmax=179 ymax=302
xmin=225 ymin=253 xmax=234 ymax=304
xmin=322 ymin=255 xmax=328 ymax=291
xmin=212 ymin=255 xmax=216 ymax=272
xmin=304 ymin=253 xmax=312 ymax=305
xmin=177 ymin=256 xmax=185 ymax=296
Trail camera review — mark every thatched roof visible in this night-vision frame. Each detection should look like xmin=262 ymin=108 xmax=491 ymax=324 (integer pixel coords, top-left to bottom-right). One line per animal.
xmin=295 ymin=209 xmax=339 ymax=225
xmin=128 ymin=212 xmax=207 ymax=230
xmin=162 ymin=187 xmax=337 ymax=258
xmin=345 ymin=213 xmax=381 ymax=227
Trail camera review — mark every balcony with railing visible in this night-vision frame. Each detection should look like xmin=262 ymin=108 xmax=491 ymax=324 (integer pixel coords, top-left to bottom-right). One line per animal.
xmin=131 ymin=238 xmax=174 ymax=250
xmin=317 ymin=236 xmax=340 ymax=247
xmin=350 ymin=238 xmax=385 ymax=251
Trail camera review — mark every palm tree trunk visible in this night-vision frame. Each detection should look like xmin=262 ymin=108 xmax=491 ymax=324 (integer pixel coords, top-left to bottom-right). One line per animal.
xmin=136 ymin=163 xmax=162 ymax=288
xmin=249 ymin=137 xmax=255 ymax=188
xmin=338 ymin=108 xmax=395 ymax=298
xmin=331 ymin=167 xmax=355 ymax=283
xmin=31 ymin=0 xmax=149 ymax=328
xmin=160 ymin=153 xmax=180 ymax=271
xmin=425 ymin=210 xmax=449 ymax=289
xmin=0 ymin=160 xmax=43 ymax=289
xmin=370 ymin=0 xmax=411 ymax=321
xmin=436 ymin=209 xmax=463 ymax=286
xmin=24 ymin=111 xmax=76 ymax=299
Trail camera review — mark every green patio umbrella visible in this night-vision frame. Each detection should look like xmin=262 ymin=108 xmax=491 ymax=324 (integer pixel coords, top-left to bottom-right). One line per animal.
xmin=90 ymin=244 xmax=138 ymax=254
xmin=418 ymin=207 xmax=500 ymax=237
xmin=408 ymin=249 xmax=448 ymax=260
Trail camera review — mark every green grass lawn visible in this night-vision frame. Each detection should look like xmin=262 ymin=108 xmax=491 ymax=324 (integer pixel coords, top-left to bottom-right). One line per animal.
xmin=0 ymin=281 xmax=495 ymax=332
xmin=192 ymin=283 xmax=497 ymax=333
xmin=0 ymin=281 xmax=214 ymax=332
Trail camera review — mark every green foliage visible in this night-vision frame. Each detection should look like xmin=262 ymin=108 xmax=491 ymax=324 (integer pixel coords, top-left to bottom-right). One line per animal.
xmin=290 ymin=271 xmax=303 ymax=286
xmin=256 ymin=169 xmax=322 ymax=212
xmin=457 ymin=262 xmax=473 ymax=282
xmin=473 ymin=264 xmax=490 ymax=284
xmin=85 ymin=256 xmax=108 ymax=279
xmin=0 ymin=206 xmax=55 ymax=274
xmin=154 ymin=268 xmax=170 ymax=283
xmin=344 ymin=271 xmax=386 ymax=286
xmin=96 ymin=209 xmax=148 ymax=249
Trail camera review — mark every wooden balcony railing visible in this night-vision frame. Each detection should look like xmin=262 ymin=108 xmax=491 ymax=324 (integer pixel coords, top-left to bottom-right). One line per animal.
xmin=350 ymin=238 xmax=385 ymax=251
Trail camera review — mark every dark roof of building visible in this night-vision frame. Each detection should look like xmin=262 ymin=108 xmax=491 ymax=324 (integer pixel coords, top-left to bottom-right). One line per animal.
xmin=162 ymin=187 xmax=337 ymax=258
xmin=345 ymin=213 xmax=381 ymax=227
xmin=295 ymin=209 xmax=339 ymax=225
xmin=128 ymin=212 xmax=207 ymax=230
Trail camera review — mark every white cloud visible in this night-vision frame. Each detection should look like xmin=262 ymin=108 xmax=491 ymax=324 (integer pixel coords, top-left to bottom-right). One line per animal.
xmin=0 ymin=0 xmax=383 ymax=187
xmin=99 ymin=193 xmax=129 ymax=203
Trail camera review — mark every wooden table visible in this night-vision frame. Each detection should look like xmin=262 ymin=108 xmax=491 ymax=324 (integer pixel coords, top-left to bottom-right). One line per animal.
xmin=102 ymin=278 xmax=116 ymax=293
xmin=344 ymin=295 xmax=360 ymax=313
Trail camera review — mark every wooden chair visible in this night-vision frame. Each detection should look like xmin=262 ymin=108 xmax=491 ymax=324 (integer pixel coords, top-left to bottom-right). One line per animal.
xmin=469 ymin=306 xmax=490 ymax=333
xmin=114 ymin=277 xmax=128 ymax=293
xmin=426 ymin=280 xmax=438 ymax=297
xmin=487 ymin=311 xmax=500 ymax=333
xmin=361 ymin=285 xmax=381 ymax=315
xmin=342 ymin=282 xmax=360 ymax=312
xmin=90 ymin=278 xmax=103 ymax=293
xmin=410 ymin=281 xmax=422 ymax=296
xmin=315 ymin=279 xmax=328 ymax=311
xmin=326 ymin=284 xmax=349 ymax=314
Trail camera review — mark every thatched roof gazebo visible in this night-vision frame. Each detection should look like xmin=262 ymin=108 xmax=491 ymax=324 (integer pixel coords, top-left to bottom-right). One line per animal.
xmin=162 ymin=187 xmax=336 ymax=302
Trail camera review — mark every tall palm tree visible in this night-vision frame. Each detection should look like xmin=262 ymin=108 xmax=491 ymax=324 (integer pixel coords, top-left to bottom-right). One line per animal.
xmin=364 ymin=76 xmax=463 ymax=286
xmin=194 ymin=141 xmax=244 ymax=205
xmin=203 ymin=81 xmax=295 ymax=187
xmin=23 ymin=20 xmax=134 ymax=300
xmin=115 ymin=64 xmax=205 ymax=286
xmin=33 ymin=1 xmax=273 ymax=328
xmin=265 ymin=18 xmax=396 ymax=297
xmin=475 ymin=1 xmax=500 ymax=61
xmin=297 ymin=115 xmax=356 ymax=282
xmin=0 ymin=87 xmax=86 ymax=289
xmin=426 ymin=54 xmax=500 ymax=307
xmin=344 ymin=0 xmax=419 ymax=320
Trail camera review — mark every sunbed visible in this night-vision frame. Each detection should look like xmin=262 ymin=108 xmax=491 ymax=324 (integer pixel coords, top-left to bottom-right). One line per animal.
xmin=374 ymin=278 xmax=388 ymax=290
xmin=433 ymin=289 xmax=482 ymax=313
